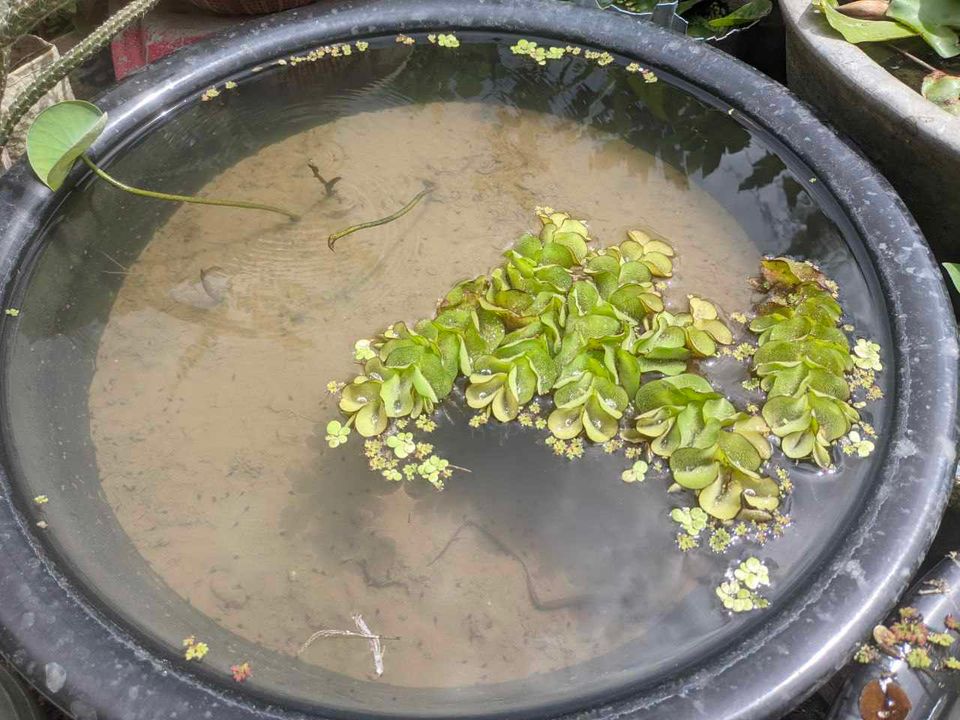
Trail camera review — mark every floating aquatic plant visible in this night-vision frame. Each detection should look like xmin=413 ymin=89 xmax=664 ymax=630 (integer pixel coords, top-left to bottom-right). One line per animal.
xmin=621 ymin=460 xmax=649 ymax=483
xmin=323 ymin=208 xmax=884 ymax=613
xmin=671 ymin=506 xmax=709 ymax=536
xmin=231 ymin=662 xmax=252 ymax=683
xmin=330 ymin=212 xmax=880 ymax=523
xmin=749 ymin=257 xmax=861 ymax=468
xmin=630 ymin=373 xmax=776 ymax=520
xmin=182 ymin=636 xmax=209 ymax=661
xmin=716 ymin=557 xmax=771 ymax=613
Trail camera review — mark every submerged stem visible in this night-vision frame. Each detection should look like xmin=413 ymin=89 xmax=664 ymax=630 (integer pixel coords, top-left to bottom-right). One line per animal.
xmin=886 ymin=43 xmax=940 ymax=73
xmin=327 ymin=185 xmax=432 ymax=250
xmin=80 ymin=155 xmax=300 ymax=220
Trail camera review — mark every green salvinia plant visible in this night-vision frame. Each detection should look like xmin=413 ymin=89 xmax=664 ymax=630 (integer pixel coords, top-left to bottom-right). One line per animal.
xmin=339 ymin=208 xmax=699 ymax=444
xmin=630 ymin=373 xmax=741 ymax=455
xmin=631 ymin=311 xmax=692 ymax=376
xmin=330 ymin=211 xmax=877 ymax=527
xmin=628 ymin=373 xmax=777 ymax=519
xmin=668 ymin=417 xmax=777 ymax=520
xmin=547 ymin=355 xmax=631 ymax=441
xmin=749 ymin=257 xmax=859 ymax=468
xmin=24 ymin=101 xmax=298 ymax=218
xmin=621 ymin=295 xmax=733 ymax=377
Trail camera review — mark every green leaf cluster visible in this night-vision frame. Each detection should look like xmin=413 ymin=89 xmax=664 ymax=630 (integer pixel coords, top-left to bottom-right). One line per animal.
xmin=339 ymin=210 xmax=735 ymax=444
xmin=749 ymin=258 xmax=859 ymax=468
xmin=631 ymin=374 xmax=777 ymax=520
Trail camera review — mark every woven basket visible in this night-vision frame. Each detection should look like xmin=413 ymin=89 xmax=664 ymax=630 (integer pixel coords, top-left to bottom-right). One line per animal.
xmin=186 ymin=0 xmax=314 ymax=15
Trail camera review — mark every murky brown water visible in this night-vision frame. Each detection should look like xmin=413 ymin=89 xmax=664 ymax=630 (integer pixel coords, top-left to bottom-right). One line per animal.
xmin=88 ymin=101 xmax=759 ymax=686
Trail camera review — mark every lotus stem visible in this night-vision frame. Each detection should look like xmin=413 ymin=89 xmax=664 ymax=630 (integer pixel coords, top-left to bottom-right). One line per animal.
xmin=0 ymin=0 xmax=161 ymax=149
xmin=80 ymin=154 xmax=300 ymax=220
xmin=327 ymin=185 xmax=432 ymax=250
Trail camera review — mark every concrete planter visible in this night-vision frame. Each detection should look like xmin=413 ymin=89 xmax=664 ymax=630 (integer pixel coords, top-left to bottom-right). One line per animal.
xmin=781 ymin=0 xmax=960 ymax=258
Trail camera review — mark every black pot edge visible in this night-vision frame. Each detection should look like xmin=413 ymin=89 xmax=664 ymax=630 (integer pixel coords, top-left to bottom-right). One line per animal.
xmin=0 ymin=1 xmax=956 ymax=720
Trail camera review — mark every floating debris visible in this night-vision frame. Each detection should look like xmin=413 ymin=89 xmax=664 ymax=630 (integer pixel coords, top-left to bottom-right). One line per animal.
xmin=307 ymin=161 xmax=342 ymax=196
xmin=353 ymin=613 xmax=384 ymax=676
xmin=231 ymin=662 xmax=252 ymax=683
xmin=298 ymin=615 xmax=386 ymax=677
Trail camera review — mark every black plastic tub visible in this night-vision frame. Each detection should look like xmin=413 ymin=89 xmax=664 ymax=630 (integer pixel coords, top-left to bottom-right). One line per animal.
xmin=0 ymin=1 xmax=956 ymax=719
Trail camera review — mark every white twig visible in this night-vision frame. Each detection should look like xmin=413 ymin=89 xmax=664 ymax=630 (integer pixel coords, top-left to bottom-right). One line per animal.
xmin=298 ymin=615 xmax=387 ymax=676
xmin=353 ymin=612 xmax=384 ymax=677
xmin=297 ymin=628 xmax=379 ymax=656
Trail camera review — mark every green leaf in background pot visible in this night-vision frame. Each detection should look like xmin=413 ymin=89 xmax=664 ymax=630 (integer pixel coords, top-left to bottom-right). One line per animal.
xmin=922 ymin=71 xmax=960 ymax=114
xmin=944 ymin=262 xmax=960 ymax=291
xmin=27 ymin=101 xmax=108 ymax=191
xmin=677 ymin=0 xmax=708 ymax=14
xmin=887 ymin=0 xmax=960 ymax=58
xmin=815 ymin=0 xmax=917 ymax=45
xmin=707 ymin=0 xmax=773 ymax=29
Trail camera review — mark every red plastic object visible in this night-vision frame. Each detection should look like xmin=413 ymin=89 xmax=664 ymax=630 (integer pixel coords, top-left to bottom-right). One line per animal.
xmin=110 ymin=0 xmax=241 ymax=80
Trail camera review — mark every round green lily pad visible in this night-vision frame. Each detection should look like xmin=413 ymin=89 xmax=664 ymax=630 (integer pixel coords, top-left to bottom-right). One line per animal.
xmin=27 ymin=100 xmax=107 ymax=191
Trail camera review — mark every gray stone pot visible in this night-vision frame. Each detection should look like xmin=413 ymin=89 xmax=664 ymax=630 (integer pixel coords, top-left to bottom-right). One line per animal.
xmin=781 ymin=0 xmax=960 ymax=258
